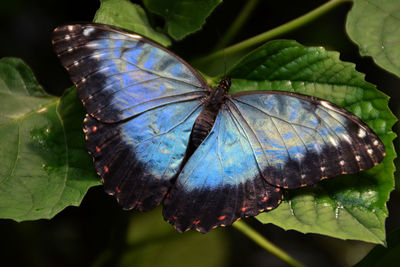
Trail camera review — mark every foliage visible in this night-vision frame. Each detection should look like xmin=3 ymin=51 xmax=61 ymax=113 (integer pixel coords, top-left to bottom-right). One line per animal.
xmin=1 ymin=0 xmax=399 ymax=265
xmin=0 ymin=58 xmax=99 ymax=221
xmin=346 ymin=0 xmax=400 ymax=78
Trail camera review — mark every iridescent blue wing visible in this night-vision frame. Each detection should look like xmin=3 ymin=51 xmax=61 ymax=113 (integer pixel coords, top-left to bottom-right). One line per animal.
xmin=163 ymin=108 xmax=283 ymax=233
xmin=83 ymin=101 xmax=202 ymax=210
xmin=52 ymin=23 xmax=209 ymax=122
xmin=52 ymin=24 xmax=209 ymax=210
xmin=227 ymin=91 xmax=385 ymax=189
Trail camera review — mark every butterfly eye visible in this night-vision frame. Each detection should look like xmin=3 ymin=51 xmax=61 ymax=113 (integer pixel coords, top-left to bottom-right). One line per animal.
xmin=225 ymin=77 xmax=231 ymax=87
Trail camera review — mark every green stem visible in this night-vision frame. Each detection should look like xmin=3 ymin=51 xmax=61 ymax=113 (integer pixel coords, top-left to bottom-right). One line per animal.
xmin=233 ymin=221 xmax=305 ymax=267
xmin=213 ymin=0 xmax=260 ymax=51
xmin=193 ymin=0 xmax=353 ymax=67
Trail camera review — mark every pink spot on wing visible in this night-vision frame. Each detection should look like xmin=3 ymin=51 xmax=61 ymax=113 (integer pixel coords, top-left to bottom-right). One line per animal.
xmin=115 ymin=186 xmax=121 ymax=193
xmin=218 ymin=215 xmax=226 ymax=221
xmin=95 ymin=146 xmax=101 ymax=153
xmin=241 ymin=206 xmax=249 ymax=212
xmin=275 ymin=188 xmax=280 ymax=192
xmin=262 ymin=196 xmax=269 ymax=202
xmin=172 ymin=216 xmax=177 ymax=220
xmin=103 ymin=166 xmax=109 ymax=173
xmin=135 ymin=201 xmax=142 ymax=205
xmin=193 ymin=220 xmax=200 ymax=225
xmin=92 ymin=126 xmax=98 ymax=133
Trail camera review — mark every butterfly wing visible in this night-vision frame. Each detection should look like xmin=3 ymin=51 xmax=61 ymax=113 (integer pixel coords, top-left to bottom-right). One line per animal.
xmin=227 ymin=91 xmax=385 ymax=189
xmin=52 ymin=23 xmax=209 ymax=210
xmin=83 ymin=101 xmax=202 ymax=211
xmin=163 ymin=107 xmax=283 ymax=233
xmin=163 ymin=90 xmax=385 ymax=233
xmin=52 ymin=23 xmax=209 ymax=122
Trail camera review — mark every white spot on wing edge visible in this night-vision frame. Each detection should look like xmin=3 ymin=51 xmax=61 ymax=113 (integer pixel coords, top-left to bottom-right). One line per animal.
xmin=68 ymin=25 xmax=74 ymax=31
xmin=320 ymin=101 xmax=333 ymax=109
xmin=127 ymin=33 xmax=143 ymax=40
xmin=83 ymin=27 xmax=95 ymax=36
xmin=358 ymin=128 xmax=366 ymax=138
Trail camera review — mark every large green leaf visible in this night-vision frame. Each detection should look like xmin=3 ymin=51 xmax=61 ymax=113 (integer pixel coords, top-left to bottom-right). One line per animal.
xmin=142 ymin=0 xmax=222 ymax=40
xmin=0 ymin=58 xmax=99 ymax=221
xmin=346 ymin=0 xmax=400 ymax=78
xmin=94 ymin=0 xmax=171 ymax=46
xmin=355 ymin=227 xmax=400 ymax=266
xmin=228 ymin=40 xmax=397 ymax=244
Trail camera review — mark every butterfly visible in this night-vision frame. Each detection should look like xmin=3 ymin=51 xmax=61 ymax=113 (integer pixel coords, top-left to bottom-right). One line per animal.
xmin=52 ymin=23 xmax=385 ymax=233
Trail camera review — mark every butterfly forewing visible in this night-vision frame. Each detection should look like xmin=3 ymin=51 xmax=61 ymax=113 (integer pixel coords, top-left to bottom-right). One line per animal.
xmin=52 ymin=23 xmax=209 ymax=123
xmin=227 ymin=91 xmax=385 ymax=189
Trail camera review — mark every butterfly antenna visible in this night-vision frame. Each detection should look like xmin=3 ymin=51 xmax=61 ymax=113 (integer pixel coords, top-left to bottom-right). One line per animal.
xmin=223 ymin=48 xmax=227 ymax=78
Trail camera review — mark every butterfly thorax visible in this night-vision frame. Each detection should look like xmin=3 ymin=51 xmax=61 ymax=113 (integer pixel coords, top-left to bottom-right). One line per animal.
xmin=204 ymin=77 xmax=231 ymax=112
xmin=188 ymin=78 xmax=231 ymax=152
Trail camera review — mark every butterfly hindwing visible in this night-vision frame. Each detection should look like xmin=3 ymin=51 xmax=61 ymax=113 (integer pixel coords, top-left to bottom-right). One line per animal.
xmin=52 ymin=23 xmax=209 ymax=123
xmin=163 ymin=108 xmax=283 ymax=233
xmin=228 ymin=91 xmax=385 ymax=189
xmin=83 ymin=85 xmax=203 ymax=211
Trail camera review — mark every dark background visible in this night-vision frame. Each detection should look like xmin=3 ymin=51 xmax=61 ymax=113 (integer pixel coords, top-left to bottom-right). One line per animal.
xmin=1 ymin=0 xmax=399 ymax=266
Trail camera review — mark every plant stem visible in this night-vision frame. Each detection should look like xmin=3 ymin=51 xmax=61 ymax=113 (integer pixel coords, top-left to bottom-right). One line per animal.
xmin=213 ymin=0 xmax=260 ymax=51
xmin=193 ymin=0 xmax=353 ymax=67
xmin=233 ymin=221 xmax=305 ymax=267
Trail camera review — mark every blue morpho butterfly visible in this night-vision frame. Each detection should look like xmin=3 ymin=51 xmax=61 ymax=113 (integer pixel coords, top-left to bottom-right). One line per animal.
xmin=52 ymin=23 xmax=385 ymax=233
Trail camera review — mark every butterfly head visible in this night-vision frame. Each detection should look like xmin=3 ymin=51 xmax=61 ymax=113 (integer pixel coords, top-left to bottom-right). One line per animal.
xmin=219 ymin=77 xmax=231 ymax=92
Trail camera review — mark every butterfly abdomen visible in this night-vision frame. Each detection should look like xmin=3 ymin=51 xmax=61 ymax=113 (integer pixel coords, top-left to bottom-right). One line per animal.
xmin=190 ymin=109 xmax=218 ymax=148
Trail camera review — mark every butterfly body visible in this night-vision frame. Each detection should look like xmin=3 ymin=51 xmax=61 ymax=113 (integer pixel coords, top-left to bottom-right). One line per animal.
xmin=52 ymin=23 xmax=385 ymax=233
xmin=190 ymin=78 xmax=231 ymax=150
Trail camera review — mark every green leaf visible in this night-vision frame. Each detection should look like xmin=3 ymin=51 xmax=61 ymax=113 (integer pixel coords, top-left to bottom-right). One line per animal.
xmin=355 ymin=228 xmax=400 ymax=266
xmin=108 ymin=208 xmax=229 ymax=267
xmin=0 ymin=58 xmax=100 ymax=221
xmin=142 ymin=0 xmax=222 ymax=40
xmin=94 ymin=0 xmax=171 ymax=46
xmin=346 ymin=0 xmax=400 ymax=78
xmin=228 ymin=40 xmax=397 ymax=244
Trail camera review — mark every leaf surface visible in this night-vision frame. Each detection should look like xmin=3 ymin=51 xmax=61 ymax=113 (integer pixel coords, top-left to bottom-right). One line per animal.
xmin=346 ymin=0 xmax=400 ymax=77
xmin=94 ymin=0 xmax=171 ymax=46
xmin=0 ymin=58 xmax=99 ymax=221
xmin=143 ymin=0 xmax=222 ymax=40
